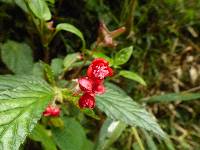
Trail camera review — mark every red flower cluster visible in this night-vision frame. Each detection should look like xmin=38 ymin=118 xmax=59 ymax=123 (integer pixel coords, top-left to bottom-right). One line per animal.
xmin=78 ymin=58 xmax=113 ymax=109
xmin=43 ymin=105 xmax=60 ymax=117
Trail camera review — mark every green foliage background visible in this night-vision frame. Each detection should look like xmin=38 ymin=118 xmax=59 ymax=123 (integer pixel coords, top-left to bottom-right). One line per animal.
xmin=0 ymin=0 xmax=200 ymax=150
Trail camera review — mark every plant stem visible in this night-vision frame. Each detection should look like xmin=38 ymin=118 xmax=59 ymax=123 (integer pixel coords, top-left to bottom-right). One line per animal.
xmin=125 ymin=0 xmax=137 ymax=36
xmin=132 ymin=127 xmax=145 ymax=150
xmin=44 ymin=46 xmax=50 ymax=63
xmin=70 ymin=43 xmax=98 ymax=79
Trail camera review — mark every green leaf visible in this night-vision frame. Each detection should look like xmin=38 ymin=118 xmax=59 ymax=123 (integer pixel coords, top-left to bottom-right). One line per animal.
xmin=0 ymin=75 xmax=54 ymax=150
xmin=163 ymin=137 xmax=176 ymax=150
xmin=144 ymin=92 xmax=200 ymax=103
xmin=96 ymin=83 xmax=166 ymax=138
xmin=29 ymin=124 xmax=57 ymax=150
xmin=71 ymin=61 xmax=91 ymax=68
xmin=0 ymin=0 xmax=13 ymax=3
xmin=27 ymin=0 xmax=51 ymax=20
xmin=0 ymin=40 xmax=34 ymax=74
xmin=63 ymin=53 xmax=80 ymax=71
xmin=142 ymin=130 xmax=157 ymax=150
xmin=50 ymin=117 xmax=64 ymax=128
xmin=132 ymin=143 xmax=141 ymax=150
xmin=91 ymin=51 xmax=113 ymax=66
xmin=0 ymin=0 xmax=26 ymax=10
xmin=15 ymin=0 xmax=29 ymax=12
xmin=95 ymin=118 xmax=126 ymax=150
xmin=119 ymin=70 xmax=146 ymax=86
xmin=56 ymin=23 xmax=86 ymax=49
xmin=51 ymin=58 xmax=64 ymax=77
xmin=32 ymin=62 xmax=44 ymax=77
xmin=83 ymin=139 xmax=94 ymax=150
xmin=52 ymin=117 xmax=87 ymax=150
xmin=114 ymin=46 xmax=133 ymax=66
xmin=45 ymin=0 xmax=55 ymax=4
xmin=81 ymin=108 xmax=100 ymax=120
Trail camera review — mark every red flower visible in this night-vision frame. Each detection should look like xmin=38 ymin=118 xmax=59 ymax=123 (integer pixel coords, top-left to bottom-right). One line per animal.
xmin=43 ymin=105 xmax=60 ymax=117
xmin=78 ymin=76 xmax=93 ymax=93
xmin=78 ymin=76 xmax=105 ymax=95
xmin=87 ymin=58 xmax=113 ymax=81
xmin=79 ymin=93 xmax=95 ymax=109
xmin=77 ymin=58 xmax=113 ymax=109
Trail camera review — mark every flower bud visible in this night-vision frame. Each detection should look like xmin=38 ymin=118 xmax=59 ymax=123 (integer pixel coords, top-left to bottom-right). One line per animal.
xmin=43 ymin=105 xmax=60 ymax=117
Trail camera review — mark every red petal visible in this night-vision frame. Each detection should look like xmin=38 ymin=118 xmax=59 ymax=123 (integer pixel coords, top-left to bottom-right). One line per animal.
xmin=79 ymin=93 xmax=95 ymax=109
xmin=91 ymin=58 xmax=109 ymax=66
xmin=107 ymin=67 xmax=113 ymax=76
xmin=87 ymin=65 xmax=93 ymax=78
xmin=51 ymin=107 xmax=60 ymax=117
xmin=43 ymin=106 xmax=51 ymax=116
xmin=78 ymin=76 xmax=93 ymax=92
xmin=93 ymin=83 xmax=105 ymax=94
xmin=43 ymin=111 xmax=51 ymax=116
xmin=91 ymin=78 xmax=104 ymax=85
xmin=45 ymin=106 xmax=52 ymax=112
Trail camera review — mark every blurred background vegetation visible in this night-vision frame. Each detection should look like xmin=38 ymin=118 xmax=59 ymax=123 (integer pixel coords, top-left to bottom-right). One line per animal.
xmin=0 ymin=0 xmax=200 ymax=149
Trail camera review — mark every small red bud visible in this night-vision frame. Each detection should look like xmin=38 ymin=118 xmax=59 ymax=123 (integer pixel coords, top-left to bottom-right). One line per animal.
xmin=43 ymin=105 xmax=60 ymax=117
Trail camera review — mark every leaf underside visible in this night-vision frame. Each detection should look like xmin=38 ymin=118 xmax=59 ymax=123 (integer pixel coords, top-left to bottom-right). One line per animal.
xmin=96 ymin=83 xmax=166 ymax=138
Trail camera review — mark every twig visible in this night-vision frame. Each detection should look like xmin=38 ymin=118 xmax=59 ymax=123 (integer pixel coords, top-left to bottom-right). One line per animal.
xmin=183 ymin=86 xmax=200 ymax=93
xmin=181 ymin=36 xmax=200 ymax=52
